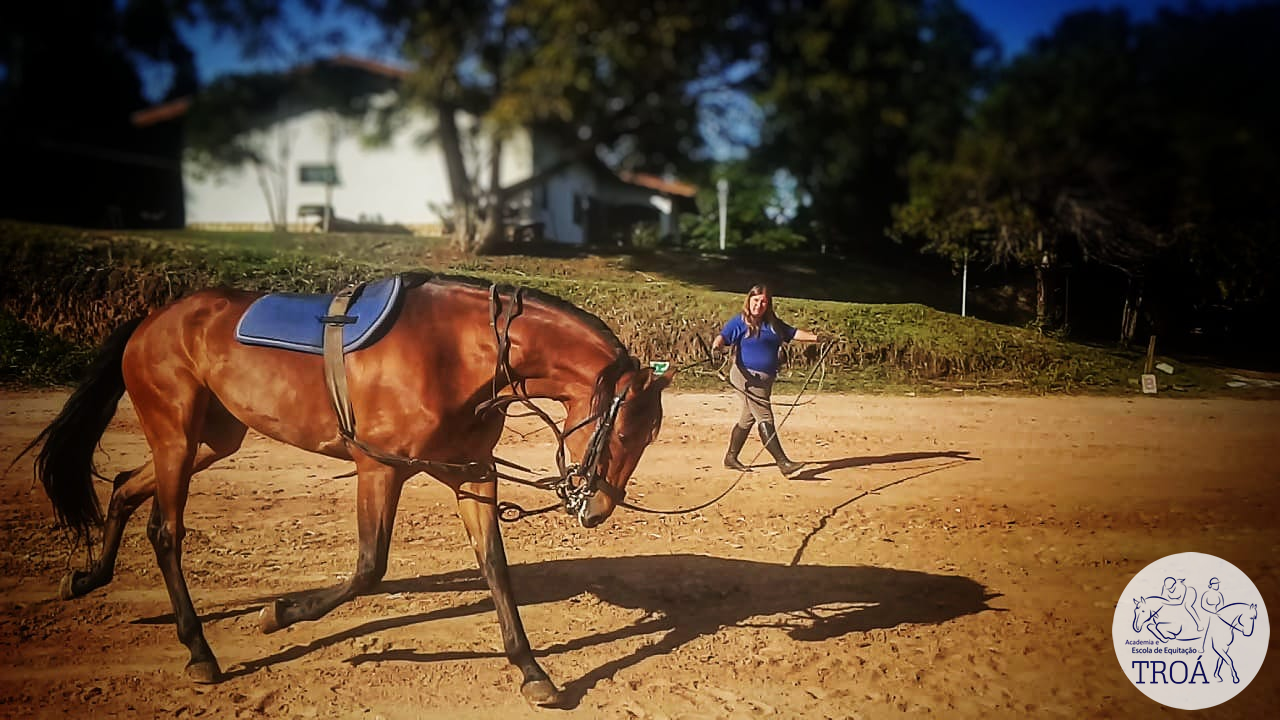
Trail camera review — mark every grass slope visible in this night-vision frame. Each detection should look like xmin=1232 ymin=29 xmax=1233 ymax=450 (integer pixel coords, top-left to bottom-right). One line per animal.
xmin=0 ymin=221 xmax=1235 ymax=395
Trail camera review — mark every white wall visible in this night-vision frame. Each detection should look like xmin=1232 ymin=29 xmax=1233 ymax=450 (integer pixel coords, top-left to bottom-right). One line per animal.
xmin=184 ymin=107 xmax=537 ymax=232
xmin=534 ymin=163 xmax=599 ymax=245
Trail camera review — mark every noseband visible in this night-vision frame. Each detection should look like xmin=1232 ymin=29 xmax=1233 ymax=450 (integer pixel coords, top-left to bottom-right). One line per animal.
xmin=555 ymin=381 xmax=632 ymax=520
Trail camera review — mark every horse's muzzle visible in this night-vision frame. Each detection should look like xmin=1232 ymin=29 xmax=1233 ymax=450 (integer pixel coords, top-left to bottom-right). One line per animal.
xmin=578 ymin=489 xmax=616 ymax=528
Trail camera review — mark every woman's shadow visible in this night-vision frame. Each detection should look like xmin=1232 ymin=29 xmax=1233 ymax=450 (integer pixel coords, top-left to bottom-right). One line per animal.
xmin=790 ymin=450 xmax=979 ymax=480
xmin=172 ymin=553 xmax=996 ymax=708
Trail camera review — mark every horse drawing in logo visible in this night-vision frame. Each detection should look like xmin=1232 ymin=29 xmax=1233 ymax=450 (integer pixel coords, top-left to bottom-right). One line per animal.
xmin=1132 ymin=577 xmax=1205 ymax=643
xmin=1203 ymin=603 xmax=1258 ymax=683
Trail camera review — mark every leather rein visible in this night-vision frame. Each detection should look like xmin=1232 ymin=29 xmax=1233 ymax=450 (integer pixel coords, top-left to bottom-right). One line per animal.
xmin=321 ymin=281 xmax=633 ymax=523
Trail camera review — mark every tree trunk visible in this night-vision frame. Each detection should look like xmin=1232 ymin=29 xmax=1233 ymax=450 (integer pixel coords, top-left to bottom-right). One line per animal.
xmin=1035 ymin=263 xmax=1047 ymax=329
xmin=435 ymin=103 xmax=476 ymax=251
xmin=1034 ymin=232 xmax=1049 ymax=330
xmin=476 ymin=131 xmax=507 ymax=253
xmin=1033 ymin=231 xmax=1064 ymax=332
xmin=1119 ymin=276 xmax=1143 ymax=349
xmin=274 ymin=129 xmax=290 ymax=232
xmin=253 ymin=161 xmax=279 ymax=229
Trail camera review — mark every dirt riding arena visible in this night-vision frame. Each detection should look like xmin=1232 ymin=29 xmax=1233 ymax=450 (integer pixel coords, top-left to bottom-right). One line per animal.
xmin=1 ymin=389 xmax=1277 ymax=718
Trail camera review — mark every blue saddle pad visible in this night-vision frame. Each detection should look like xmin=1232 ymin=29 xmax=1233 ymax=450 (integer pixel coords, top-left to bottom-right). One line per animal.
xmin=235 ymin=275 xmax=403 ymax=354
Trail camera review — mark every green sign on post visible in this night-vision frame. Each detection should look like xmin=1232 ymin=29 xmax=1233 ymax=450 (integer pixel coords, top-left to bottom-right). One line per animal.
xmin=299 ymin=164 xmax=338 ymax=185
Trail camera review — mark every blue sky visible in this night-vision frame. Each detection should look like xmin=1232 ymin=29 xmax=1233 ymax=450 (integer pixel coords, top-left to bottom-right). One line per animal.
xmin=159 ymin=0 xmax=1261 ymax=96
xmin=964 ymin=0 xmax=1261 ymax=56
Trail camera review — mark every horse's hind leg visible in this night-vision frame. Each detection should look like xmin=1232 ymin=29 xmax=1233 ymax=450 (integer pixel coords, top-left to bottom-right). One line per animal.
xmin=60 ymin=464 xmax=153 ymax=599
xmin=259 ymin=459 xmax=407 ymax=632
xmin=61 ymin=400 xmax=247 ymax=600
xmin=131 ymin=378 xmax=228 ymax=683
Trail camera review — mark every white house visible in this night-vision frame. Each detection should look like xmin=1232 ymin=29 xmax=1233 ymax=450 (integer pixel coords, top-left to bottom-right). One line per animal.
xmin=131 ymin=56 xmax=696 ymax=245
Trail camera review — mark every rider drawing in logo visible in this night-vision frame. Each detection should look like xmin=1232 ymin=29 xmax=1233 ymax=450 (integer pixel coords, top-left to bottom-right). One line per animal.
xmin=1162 ymin=576 xmax=1204 ymax=632
xmin=1134 ymin=577 xmax=1204 ymax=643
xmin=1201 ymin=577 xmax=1224 ymax=616
xmin=1196 ymin=577 xmax=1259 ymax=684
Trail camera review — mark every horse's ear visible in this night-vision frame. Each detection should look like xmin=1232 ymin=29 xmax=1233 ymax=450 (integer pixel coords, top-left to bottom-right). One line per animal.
xmin=635 ymin=362 xmax=677 ymax=394
xmin=651 ymin=366 xmax=677 ymax=393
xmin=1134 ymin=598 xmax=1139 ymax=606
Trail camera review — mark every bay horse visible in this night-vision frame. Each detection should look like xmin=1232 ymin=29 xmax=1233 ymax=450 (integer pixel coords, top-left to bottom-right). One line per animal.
xmin=22 ymin=272 xmax=673 ymax=706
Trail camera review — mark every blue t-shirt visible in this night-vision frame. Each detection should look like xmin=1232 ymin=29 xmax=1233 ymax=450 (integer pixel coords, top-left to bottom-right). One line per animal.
xmin=719 ymin=314 xmax=797 ymax=376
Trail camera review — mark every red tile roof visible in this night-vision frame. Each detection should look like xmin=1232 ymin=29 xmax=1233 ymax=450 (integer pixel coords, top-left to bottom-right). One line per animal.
xmin=328 ymin=54 xmax=410 ymax=79
xmin=131 ymin=96 xmax=192 ymax=128
xmin=129 ymin=55 xmax=411 ymax=127
xmin=619 ymin=171 xmax=698 ymax=197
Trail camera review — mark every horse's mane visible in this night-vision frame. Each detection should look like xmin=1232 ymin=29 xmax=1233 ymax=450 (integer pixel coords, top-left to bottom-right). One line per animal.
xmin=591 ymin=354 xmax=642 ymax=415
xmin=404 ymin=272 xmax=633 ymax=412
xmin=404 ymin=271 xmax=626 ymax=355
xmin=1217 ymin=603 xmax=1255 ymax=622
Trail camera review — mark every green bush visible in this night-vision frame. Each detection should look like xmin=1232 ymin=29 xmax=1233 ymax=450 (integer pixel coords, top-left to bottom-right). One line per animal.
xmin=0 ymin=220 xmax=1217 ymax=394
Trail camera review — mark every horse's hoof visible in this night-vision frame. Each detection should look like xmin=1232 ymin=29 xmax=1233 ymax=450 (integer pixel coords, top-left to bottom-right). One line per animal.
xmin=58 ymin=572 xmax=78 ymax=600
xmin=258 ymin=601 xmax=283 ymax=634
xmin=520 ymin=679 xmax=561 ymax=707
xmin=185 ymin=659 xmax=221 ymax=684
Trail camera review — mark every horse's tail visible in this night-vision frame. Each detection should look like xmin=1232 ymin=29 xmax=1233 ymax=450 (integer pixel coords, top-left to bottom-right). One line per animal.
xmin=15 ymin=317 xmax=145 ymax=549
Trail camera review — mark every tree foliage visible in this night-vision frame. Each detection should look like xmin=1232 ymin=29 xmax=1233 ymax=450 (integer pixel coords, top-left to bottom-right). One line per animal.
xmin=893 ymin=4 xmax=1279 ymax=352
xmin=681 ymin=165 xmax=807 ymax=253
xmin=347 ymin=0 xmax=753 ymax=251
xmin=744 ymin=0 xmax=998 ymax=254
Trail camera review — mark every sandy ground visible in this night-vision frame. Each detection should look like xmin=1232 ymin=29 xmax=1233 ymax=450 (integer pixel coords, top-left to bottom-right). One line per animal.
xmin=1 ymin=388 xmax=1278 ymax=719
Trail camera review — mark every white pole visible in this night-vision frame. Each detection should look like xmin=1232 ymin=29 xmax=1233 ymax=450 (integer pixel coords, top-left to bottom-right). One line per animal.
xmin=716 ymin=178 xmax=728 ymax=251
xmin=961 ymin=250 xmax=969 ymax=317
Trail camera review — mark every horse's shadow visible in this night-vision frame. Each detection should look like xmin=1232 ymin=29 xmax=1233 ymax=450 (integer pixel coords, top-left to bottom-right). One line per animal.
xmin=146 ymin=554 xmax=996 ymax=707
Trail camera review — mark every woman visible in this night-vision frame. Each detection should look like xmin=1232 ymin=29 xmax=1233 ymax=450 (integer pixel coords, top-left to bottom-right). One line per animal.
xmin=711 ymin=284 xmax=819 ymax=477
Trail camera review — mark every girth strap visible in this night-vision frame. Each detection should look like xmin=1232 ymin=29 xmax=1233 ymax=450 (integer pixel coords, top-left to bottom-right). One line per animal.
xmin=317 ymin=281 xmax=506 ymax=478
xmin=323 ymin=282 xmax=363 ymax=438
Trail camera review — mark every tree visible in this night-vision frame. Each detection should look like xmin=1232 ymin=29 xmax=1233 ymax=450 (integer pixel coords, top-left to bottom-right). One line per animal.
xmin=681 ymin=163 xmax=808 ymax=253
xmin=894 ymin=4 xmax=1279 ymax=353
xmin=1132 ymin=3 xmax=1280 ymax=358
xmin=350 ymin=0 xmax=752 ymax=252
xmin=0 ymin=1 xmax=165 ymax=225
xmin=745 ymin=0 xmax=998 ymax=256
xmin=894 ymin=9 xmax=1167 ymax=336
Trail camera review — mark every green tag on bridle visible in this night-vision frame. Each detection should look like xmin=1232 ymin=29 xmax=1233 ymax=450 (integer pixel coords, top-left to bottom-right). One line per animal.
xmin=649 ymin=361 xmax=670 ymax=376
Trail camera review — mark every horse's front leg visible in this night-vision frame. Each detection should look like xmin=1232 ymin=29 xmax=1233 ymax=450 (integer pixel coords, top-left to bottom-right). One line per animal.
xmin=260 ymin=460 xmax=405 ymax=632
xmin=455 ymin=475 xmax=560 ymax=707
xmin=1145 ymin=621 xmax=1169 ymax=643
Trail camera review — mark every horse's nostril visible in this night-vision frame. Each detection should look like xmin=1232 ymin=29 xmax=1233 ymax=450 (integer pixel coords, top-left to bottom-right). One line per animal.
xmin=580 ymin=514 xmax=602 ymax=529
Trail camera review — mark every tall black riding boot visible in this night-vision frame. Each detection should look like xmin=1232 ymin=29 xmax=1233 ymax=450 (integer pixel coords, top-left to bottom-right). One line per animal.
xmin=758 ymin=421 xmax=804 ymax=478
xmin=723 ymin=425 xmax=753 ymax=472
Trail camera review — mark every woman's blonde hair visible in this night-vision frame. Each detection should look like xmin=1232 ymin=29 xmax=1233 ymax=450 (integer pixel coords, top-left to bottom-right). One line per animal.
xmin=741 ymin=284 xmax=783 ymax=337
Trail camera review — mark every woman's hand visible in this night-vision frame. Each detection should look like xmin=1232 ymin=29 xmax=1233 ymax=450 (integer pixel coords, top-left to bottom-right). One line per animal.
xmin=710 ymin=335 xmax=730 ymax=357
